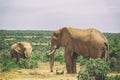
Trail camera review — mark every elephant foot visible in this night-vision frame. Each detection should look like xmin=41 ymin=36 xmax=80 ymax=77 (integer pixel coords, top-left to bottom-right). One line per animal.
xmin=67 ymin=71 xmax=76 ymax=74
xmin=50 ymin=70 xmax=53 ymax=72
xmin=72 ymin=72 xmax=76 ymax=74
xmin=72 ymin=70 xmax=76 ymax=74
xmin=67 ymin=71 xmax=73 ymax=74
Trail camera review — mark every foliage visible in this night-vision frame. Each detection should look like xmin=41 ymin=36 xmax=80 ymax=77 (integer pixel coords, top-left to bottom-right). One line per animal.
xmin=54 ymin=47 xmax=65 ymax=64
xmin=41 ymin=51 xmax=50 ymax=62
xmin=31 ymin=51 xmax=41 ymax=60
xmin=0 ymin=50 xmax=39 ymax=72
xmin=78 ymin=56 xmax=88 ymax=66
xmin=0 ymin=52 xmax=18 ymax=72
xmin=109 ymin=57 xmax=117 ymax=71
xmin=17 ymin=58 xmax=38 ymax=69
xmin=0 ymin=37 xmax=8 ymax=50
xmin=77 ymin=58 xmax=110 ymax=80
xmin=29 ymin=60 xmax=38 ymax=69
xmin=106 ymin=75 xmax=120 ymax=80
xmin=104 ymin=33 xmax=120 ymax=72
xmin=55 ymin=53 xmax=65 ymax=64
xmin=17 ymin=59 xmax=29 ymax=68
xmin=77 ymin=56 xmax=83 ymax=61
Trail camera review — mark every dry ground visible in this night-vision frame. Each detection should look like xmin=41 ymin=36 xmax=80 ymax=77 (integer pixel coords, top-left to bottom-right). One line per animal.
xmin=0 ymin=62 xmax=79 ymax=80
xmin=0 ymin=62 xmax=120 ymax=80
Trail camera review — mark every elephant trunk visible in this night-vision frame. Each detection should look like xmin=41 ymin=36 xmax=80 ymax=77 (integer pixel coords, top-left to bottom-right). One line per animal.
xmin=49 ymin=48 xmax=56 ymax=72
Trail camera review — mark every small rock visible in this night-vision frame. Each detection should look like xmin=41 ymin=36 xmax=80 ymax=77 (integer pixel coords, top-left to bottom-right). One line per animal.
xmin=56 ymin=69 xmax=64 ymax=75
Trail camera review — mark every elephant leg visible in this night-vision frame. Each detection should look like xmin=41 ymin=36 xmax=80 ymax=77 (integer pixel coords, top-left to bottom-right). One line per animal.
xmin=50 ymin=53 xmax=55 ymax=72
xmin=16 ymin=54 xmax=21 ymax=62
xmin=26 ymin=58 xmax=30 ymax=69
xmin=16 ymin=57 xmax=20 ymax=62
xmin=64 ymin=52 xmax=72 ymax=73
xmin=72 ymin=52 xmax=78 ymax=73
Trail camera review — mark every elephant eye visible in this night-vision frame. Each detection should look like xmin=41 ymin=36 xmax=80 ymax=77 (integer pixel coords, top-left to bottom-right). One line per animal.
xmin=23 ymin=47 xmax=26 ymax=50
xmin=54 ymin=34 xmax=58 ymax=37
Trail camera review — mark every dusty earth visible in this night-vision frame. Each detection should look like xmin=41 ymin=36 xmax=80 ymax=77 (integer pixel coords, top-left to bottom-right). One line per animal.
xmin=0 ymin=62 xmax=79 ymax=80
xmin=0 ymin=62 xmax=120 ymax=80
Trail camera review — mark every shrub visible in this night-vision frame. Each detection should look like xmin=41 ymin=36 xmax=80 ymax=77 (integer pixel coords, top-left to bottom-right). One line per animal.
xmin=77 ymin=58 xmax=110 ymax=80
xmin=77 ymin=56 xmax=84 ymax=62
xmin=55 ymin=53 xmax=65 ymax=64
xmin=42 ymin=51 xmax=50 ymax=62
xmin=29 ymin=60 xmax=38 ymax=69
xmin=109 ymin=38 xmax=120 ymax=72
xmin=77 ymin=56 xmax=88 ymax=66
xmin=31 ymin=52 xmax=41 ymax=60
xmin=0 ymin=52 xmax=18 ymax=72
xmin=17 ymin=58 xmax=29 ymax=68
xmin=106 ymin=75 xmax=120 ymax=80
xmin=110 ymin=57 xmax=117 ymax=70
xmin=17 ymin=58 xmax=38 ymax=69
xmin=0 ymin=51 xmax=39 ymax=70
xmin=114 ymin=75 xmax=120 ymax=80
xmin=0 ymin=60 xmax=18 ymax=72
xmin=109 ymin=57 xmax=120 ymax=72
xmin=0 ymin=37 xmax=8 ymax=50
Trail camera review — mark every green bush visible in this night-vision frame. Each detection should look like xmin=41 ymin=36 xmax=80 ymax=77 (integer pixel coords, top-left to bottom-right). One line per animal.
xmin=55 ymin=53 xmax=65 ymax=64
xmin=106 ymin=75 xmax=120 ymax=80
xmin=114 ymin=75 xmax=120 ymax=80
xmin=77 ymin=58 xmax=110 ymax=80
xmin=0 ymin=52 xmax=18 ymax=72
xmin=29 ymin=60 xmax=38 ymax=69
xmin=77 ymin=56 xmax=84 ymax=62
xmin=31 ymin=52 xmax=41 ymax=60
xmin=17 ymin=58 xmax=29 ymax=68
xmin=110 ymin=57 xmax=117 ymax=71
xmin=0 ymin=37 xmax=9 ymax=50
xmin=31 ymin=50 xmax=49 ymax=62
xmin=0 ymin=59 xmax=18 ymax=72
xmin=109 ymin=57 xmax=120 ymax=72
xmin=109 ymin=37 xmax=120 ymax=72
xmin=17 ymin=58 xmax=38 ymax=69
xmin=77 ymin=56 xmax=88 ymax=66
xmin=0 ymin=50 xmax=39 ymax=72
xmin=42 ymin=52 xmax=50 ymax=62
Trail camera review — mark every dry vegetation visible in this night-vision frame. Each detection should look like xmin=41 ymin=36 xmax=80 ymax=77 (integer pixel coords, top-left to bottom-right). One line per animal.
xmin=0 ymin=62 xmax=120 ymax=80
xmin=0 ymin=62 xmax=79 ymax=80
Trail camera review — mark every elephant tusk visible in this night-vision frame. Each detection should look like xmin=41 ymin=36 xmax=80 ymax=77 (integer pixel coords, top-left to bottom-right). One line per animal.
xmin=49 ymin=49 xmax=56 ymax=55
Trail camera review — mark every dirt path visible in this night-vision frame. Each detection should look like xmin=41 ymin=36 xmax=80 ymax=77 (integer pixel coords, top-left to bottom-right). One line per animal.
xmin=0 ymin=62 xmax=79 ymax=80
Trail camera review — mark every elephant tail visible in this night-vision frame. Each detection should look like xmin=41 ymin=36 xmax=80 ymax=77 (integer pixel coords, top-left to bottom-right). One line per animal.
xmin=105 ymin=42 xmax=110 ymax=62
xmin=107 ymin=43 xmax=110 ymax=62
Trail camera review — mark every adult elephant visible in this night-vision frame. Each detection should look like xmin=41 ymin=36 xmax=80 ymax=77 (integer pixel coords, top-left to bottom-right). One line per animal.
xmin=49 ymin=27 xmax=109 ymax=74
xmin=10 ymin=42 xmax=32 ymax=62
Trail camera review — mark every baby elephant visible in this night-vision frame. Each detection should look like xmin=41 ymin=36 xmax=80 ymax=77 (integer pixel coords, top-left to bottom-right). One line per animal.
xmin=10 ymin=42 xmax=32 ymax=62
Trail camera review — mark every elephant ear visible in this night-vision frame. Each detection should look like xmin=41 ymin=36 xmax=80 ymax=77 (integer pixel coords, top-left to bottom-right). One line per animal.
xmin=14 ymin=42 xmax=25 ymax=55
xmin=52 ymin=30 xmax=61 ymax=40
xmin=60 ymin=27 xmax=72 ymax=46
xmin=18 ymin=42 xmax=30 ymax=58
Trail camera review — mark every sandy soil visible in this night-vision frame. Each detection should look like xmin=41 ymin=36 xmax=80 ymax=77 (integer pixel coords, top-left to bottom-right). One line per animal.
xmin=0 ymin=62 xmax=120 ymax=80
xmin=0 ymin=62 xmax=79 ymax=80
